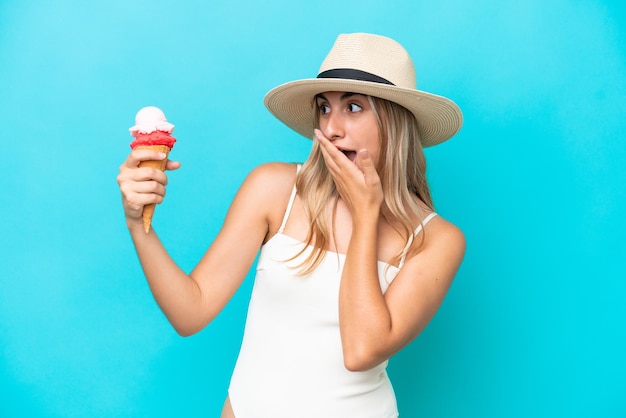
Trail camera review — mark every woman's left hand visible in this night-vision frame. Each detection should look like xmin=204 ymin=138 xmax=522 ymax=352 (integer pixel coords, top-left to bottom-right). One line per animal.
xmin=315 ymin=129 xmax=383 ymax=220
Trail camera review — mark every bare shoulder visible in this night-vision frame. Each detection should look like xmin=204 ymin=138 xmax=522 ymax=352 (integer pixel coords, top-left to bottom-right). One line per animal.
xmin=427 ymin=215 xmax=465 ymax=243
xmin=241 ymin=162 xmax=299 ymax=205
xmin=239 ymin=162 xmax=300 ymax=236
xmin=245 ymin=162 xmax=299 ymax=187
xmin=420 ymin=214 xmax=466 ymax=261
xmin=403 ymin=213 xmax=465 ymax=267
xmin=396 ymin=213 xmax=465 ymax=292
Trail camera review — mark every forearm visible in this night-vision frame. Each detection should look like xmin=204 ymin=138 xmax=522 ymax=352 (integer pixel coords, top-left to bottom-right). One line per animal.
xmin=128 ymin=222 xmax=206 ymax=335
xmin=339 ymin=214 xmax=392 ymax=370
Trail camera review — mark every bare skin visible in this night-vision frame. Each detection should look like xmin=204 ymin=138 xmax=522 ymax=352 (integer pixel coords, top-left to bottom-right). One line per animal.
xmin=221 ymin=396 xmax=235 ymax=418
xmin=117 ymin=91 xmax=465 ymax=416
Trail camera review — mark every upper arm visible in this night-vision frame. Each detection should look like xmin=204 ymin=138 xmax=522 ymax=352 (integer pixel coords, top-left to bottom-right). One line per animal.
xmin=188 ymin=162 xmax=296 ymax=323
xmin=382 ymin=219 xmax=466 ymax=355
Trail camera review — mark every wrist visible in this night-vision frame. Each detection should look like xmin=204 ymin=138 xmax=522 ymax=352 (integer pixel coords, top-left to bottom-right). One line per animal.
xmin=126 ymin=217 xmax=146 ymax=233
xmin=351 ymin=215 xmax=378 ymax=238
xmin=352 ymin=207 xmax=380 ymax=228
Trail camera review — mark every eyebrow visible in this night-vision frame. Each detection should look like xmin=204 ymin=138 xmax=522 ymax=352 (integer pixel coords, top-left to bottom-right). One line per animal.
xmin=315 ymin=92 xmax=364 ymax=102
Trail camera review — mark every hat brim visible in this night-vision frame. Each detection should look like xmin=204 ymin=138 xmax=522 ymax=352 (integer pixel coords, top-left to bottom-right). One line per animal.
xmin=264 ymin=78 xmax=463 ymax=147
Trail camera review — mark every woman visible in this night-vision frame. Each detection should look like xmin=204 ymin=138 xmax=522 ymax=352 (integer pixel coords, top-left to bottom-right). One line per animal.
xmin=117 ymin=33 xmax=465 ymax=417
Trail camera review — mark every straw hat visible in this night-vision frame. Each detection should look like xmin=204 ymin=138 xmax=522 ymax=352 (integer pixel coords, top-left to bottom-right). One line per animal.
xmin=264 ymin=33 xmax=463 ymax=147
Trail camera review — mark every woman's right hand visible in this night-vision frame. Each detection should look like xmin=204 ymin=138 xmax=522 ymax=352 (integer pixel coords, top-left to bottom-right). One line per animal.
xmin=116 ymin=149 xmax=181 ymax=228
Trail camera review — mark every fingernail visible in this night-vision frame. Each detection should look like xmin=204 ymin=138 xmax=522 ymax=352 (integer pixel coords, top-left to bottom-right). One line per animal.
xmin=360 ymin=149 xmax=369 ymax=158
xmin=158 ymin=152 xmax=166 ymax=159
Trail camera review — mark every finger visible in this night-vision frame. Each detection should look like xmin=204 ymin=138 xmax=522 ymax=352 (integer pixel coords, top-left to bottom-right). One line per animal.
xmin=117 ymin=170 xmax=170 ymax=204
xmin=314 ymin=130 xmax=341 ymax=172
xmin=314 ymin=129 xmax=341 ymax=158
xmin=119 ymin=171 xmax=167 ymax=196
xmin=121 ymin=176 xmax=168 ymax=203
xmin=132 ymin=179 xmax=167 ymax=197
xmin=356 ymin=149 xmax=382 ymax=190
xmin=314 ymin=129 xmax=353 ymax=174
xmin=356 ymin=149 xmax=375 ymax=173
xmin=123 ymin=189 xmax=165 ymax=212
xmin=165 ymin=160 xmax=181 ymax=171
xmin=357 ymin=149 xmax=377 ymax=174
xmin=129 ymin=166 xmax=170 ymax=184
xmin=123 ymin=149 xmax=169 ymax=168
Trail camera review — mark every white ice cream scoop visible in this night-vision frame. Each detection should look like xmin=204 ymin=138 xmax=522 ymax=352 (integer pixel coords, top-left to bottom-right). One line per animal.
xmin=129 ymin=106 xmax=175 ymax=136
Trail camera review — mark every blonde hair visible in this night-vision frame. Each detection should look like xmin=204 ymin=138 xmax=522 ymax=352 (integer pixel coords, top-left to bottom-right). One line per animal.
xmin=292 ymin=95 xmax=433 ymax=275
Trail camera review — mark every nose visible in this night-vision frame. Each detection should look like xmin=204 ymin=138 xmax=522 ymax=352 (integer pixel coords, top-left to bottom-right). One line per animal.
xmin=323 ymin=111 xmax=344 ymax=141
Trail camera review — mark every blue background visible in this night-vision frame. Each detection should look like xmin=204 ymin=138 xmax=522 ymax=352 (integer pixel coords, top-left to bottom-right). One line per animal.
xmin=1 ymin=0 xmax=625 ymax=416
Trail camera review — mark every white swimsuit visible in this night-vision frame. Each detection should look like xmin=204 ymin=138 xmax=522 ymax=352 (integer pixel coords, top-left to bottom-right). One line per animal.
xmin=228 ymin=166 xmax=437 ymax=417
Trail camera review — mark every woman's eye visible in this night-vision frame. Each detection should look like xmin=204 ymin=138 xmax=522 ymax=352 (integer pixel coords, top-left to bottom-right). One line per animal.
xmin=319 ymin=104 xmax=330 ymax=114
xmin=348 ymin=103 xmax=362 ymax=112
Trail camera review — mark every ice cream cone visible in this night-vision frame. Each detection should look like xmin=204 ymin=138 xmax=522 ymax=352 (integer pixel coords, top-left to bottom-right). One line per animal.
xmin=135 ymin=144 xmax=171 ymax=233
xmin=129 ymin=106 xmax=177 ymax=233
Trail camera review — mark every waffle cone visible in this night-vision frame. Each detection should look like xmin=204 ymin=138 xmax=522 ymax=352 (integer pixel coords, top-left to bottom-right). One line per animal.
xmin=135 ymin=145 xmax=171 ymax=233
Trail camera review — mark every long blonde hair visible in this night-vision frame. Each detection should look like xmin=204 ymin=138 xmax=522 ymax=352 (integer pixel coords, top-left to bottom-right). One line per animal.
xmin=293 ymin=95 xmax=433 ymax=275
